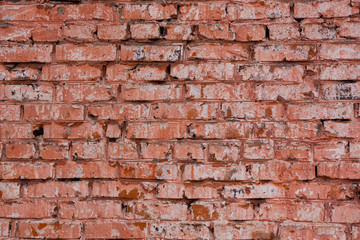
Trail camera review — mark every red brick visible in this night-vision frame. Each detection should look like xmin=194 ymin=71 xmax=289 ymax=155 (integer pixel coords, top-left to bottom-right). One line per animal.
xmin=151 ymin=102 xmax=217 ymax=120
xmin=24 ymin=104 xmax=84 ymax=121
xmin=350 ymin=141 xmax=360 ymax=158
xmin=120 ymin=162 xmax=179 ymax=180
xmin=165 ymin=24 xmax=194 ymax=40
xmin=222 ymin=183 xmax=286 ymax=199
xmin=353 ymin=226 xmax=360 ymax=240
xmin=186 ymin=43 xmax=249 ymax=60
xmin=255 ymin=82 xmax=318 ymax=101
xmin=331 ymin=203 xmax=360 ymax=222
xmin=122 ymin=4 xmax=177 ymax=20
xmin=123 ymin=84 xmax=182 ymax=101
xmin=106 ymin=64 xmax=167 ymax=81
xmin=238 ymin=64 xmax=304 ymax=82
xmin=0 ymin=220 xmax=10 ymax=237
xmin=18 ymin=221 xmax=81 ymax=239
xmin=0 ymin=163 xmax=54 ymax=180
xmin=39 ymin=142 xmax=69 ymax=160
xmin=324 ymin=121 xmax=360 ymax=138
xmin=179 ymin=3 xmax=226 ymax=21
xmin=302 ymin=23 xmax=337 ymax=40
xmin=259 ymin=161 xmax=315 ymax=182
xmin=156 ymin=183 xmax=185 ymax=199
xmin=275 ymin=141 xmax=312 ymax=161
xmin=56 ymin=84 xmax=116 ymax=103
xmin=183 ymin=164 xmax=258 ymax=181
xmin=31 ymin=24 xmax=61 ymax=42
xmin=199 ymin=23 xmax=233 ymax=40
xmin=51 ymin=4 xmax=116 ymax=21
xmin=255 ymin=122 xmax=319 ymax=139
xmin=44 ymin=122 xmax=104 ymax=139
xmin=319 ymin=43 xmax=360 ymax=60
xmin=244 ymin=140 xmax=274 ymax=160
xmin=0 ymin=44 xmax=53 ymax=63
xmin=185 ymin=185 xmax=219 ymax=199
xmin=289 ymin=182 xmax=356 ymax=200
xmin=60 ymin=200 xmax=123 ymax=219
xmin=5 ymin=142 xmax=35 ymax=159
xmin=222 ymin=102 xmax=285 ymax=120
xmin=256 ymin=202 xmax=287 ymax=221
xmin=72 ymin=141 xmax=104 ymax=159
xmin=339 ymin=21 xmax=360 ymax=38
xmin=255 ymin=44 xmax=315 ymax=61
xmin=318 ymin=162 xmax=360 ymax=179
xmin=0 ymin=64 xmax=41 ymax=81
xmin=189 ymin=202 xmax=221 ymax=220
xmin=56 ymin=162 xmax=117 ymax=179
xmin=171 ymin=63 xmax=234 ymax=81
xmin=319 ymin=63 xmax=360 ymax=80
xmin=186 ymin=83 xmax=253 ymax=100
xmin=0 ymin=182 xmax=20 ymax=199
xmin=149 ymin=222 xmax=210 ymax=239
xmin=42 ymin=64 xmax=102 ymax=81
xmin=106 ymin=124 xmax=121 ymax=139
xmin=135 ymin=201 xmax=187 ymax=220
xmin=85 ymin=221 xmax=147 ymax=239
xmin=208 ymin=142 xmax=240 ymax=162
xmin=141 ymin=142 xmax=171 ymax=159
xmin=0 ymin=26 xmax=31 ymax=41
xmin=287 ymin=103 xmax=353 ymax=120
xmin=268 ymin=23 xmax=300 ymax=40
xmin=92 ymin=181 xmax=145 ymax=199
xmin=24 ymin=181 xmax=88 ymax=198
xmin=227 ymin=2 xmax=290 ymax=20
xmin=322 ymin=82 xmax=360 ymax=100
xmin=97 ymin=24 xmax=127 ymax=40
xmin=279 ymin=223 xmax=347 ymax=240
xmin=0 ymin=200 xmax=56 ymax=218
xmin=121 ymin=45 xmax=182 ymax=62
xmin=130 ymin=23 xmax=160 ymax=40
xmin=127 ymin=122 xmax=188 ymax=139
xmin=64 ymin=24 xmax=95 ymax=42
xmin=314 ymin=141 xmax=348 ymax=160
xmin=0 ymin=5 xmax=49 ymax=21
xmin=56 ymin=44 xmax=116 ymax=62
xmin=231 ymin=24 xmax=266 ymax=41
xmin=214 ymin=221 xmax=278 ymax=239
xmin=173 ymin=142 xmax=205 ymax=160
xmin=188 ymin=122 xmax=252 ymax=139
xmin=0 ymin=123 xmax=32 ymax=139
xmin=108 ymin=141 xmax=138 ymax=160
xmin=294 ymin=0 xmax=358 ymax=18
xmin=0 ymin=84 xmax=53 ymax=102
xmin=88 ymin=104 xmax=150 ymax=120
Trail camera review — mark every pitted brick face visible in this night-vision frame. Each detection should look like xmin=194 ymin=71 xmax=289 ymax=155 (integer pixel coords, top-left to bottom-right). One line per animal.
xmin=0 ymin=0 xmax=360 ymax=239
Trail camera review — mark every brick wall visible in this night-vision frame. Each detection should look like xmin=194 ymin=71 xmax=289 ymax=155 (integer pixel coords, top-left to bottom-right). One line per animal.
xmin=0 ymin=0 xmax=360 ymax=239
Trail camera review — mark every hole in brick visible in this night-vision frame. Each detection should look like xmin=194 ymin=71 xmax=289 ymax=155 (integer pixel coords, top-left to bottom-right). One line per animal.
xmin=109 ymin=138 xmax=117 ymax=142
xmin=265 ymin=26 xmax=270 ymax=39
xmin=33 ymin=126 xmax=44 ymax=137
xmin=160 ymin=26 xmax=167 ymax=37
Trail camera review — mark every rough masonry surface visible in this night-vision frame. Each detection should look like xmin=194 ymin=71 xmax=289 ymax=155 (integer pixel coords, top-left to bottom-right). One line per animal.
xmin=0 ymin=0 xmax=360 ymax=239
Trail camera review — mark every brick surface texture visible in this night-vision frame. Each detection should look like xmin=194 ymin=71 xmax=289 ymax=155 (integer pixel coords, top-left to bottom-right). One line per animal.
xmin=0 ymin=0 xmax=360 ymax=239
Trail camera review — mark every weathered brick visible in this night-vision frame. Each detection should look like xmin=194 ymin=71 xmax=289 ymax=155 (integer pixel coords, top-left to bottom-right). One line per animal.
xmin=199 ymin=23 xmax=233 ymax=40
xmin=171 ymin=63 xmax=234 ymax=81
xmin=238 ymin=64 xmax=304 ymax=82
xmin=186 ymin=83 xmax=253 ymax=100
xmin=0 ymin=163 xmax=54 ymax=180
xmin=64 ymin=24 xmax=96 ymax=42
xmin=97 ymin=24 xmax=127 ymax=40
xmin=302 ymin=23 xmax=337 ymax=40
xmin=294 ymin=0 xmax=358 ymax=18
xmin=121 ymin=45 xmax=182 ymax=62
xmin=222 ymin=102 xmax=285 ymax=120
xmin=0 ymin=200 xmax=56 ymax=218
xmin=268 ymin=23 xmax=300 ymax=40
xmin=130 ymin=23 xmax=160 ymax=40
xmin=92 ymin=181 xmax=145 ymax=199
xmin=51 ymin=4 xmax=116 ymax=21
xmin=0 ymin=5 xmax=49 ymax=21
xmin=122 ymin=84 xmax=182 ymax=101
xmin=151 ymin=102 xmax=217 ymax=120
xmin=56 ymin=44 xmax=116 ymax=62
xmin=120 ymin=162 xmax=179 ymax=180
xmin=318 ymin=162 xmax=360 ymax=179
xmin=179 ymin=3 xmax=226 ymax=21
xmin=0 ymin=44 xmax=53 ymax=63
xmin=42 ymin=64 xmax=102 ymax=81
xmin=324 ymin=121 xmax=360 ymax=138
xmin=322 ymin=82 xmax=360 ymax=100
xmin=227 ymin=2 xmax=290 ymax=20
xmin=24 ymin=104 xmax=84 ymax=121
xmin=339 ymin=21 xmax=360 ymax=38
xmin=208 ymin=142 xmax=240 ymax=162
xmin=150 ymin=222 xmax=210 ymax=239
xmin=319 ymin=43 xmax=360 ymax=60
xmin=231 ymin=24 xmax=266 ymax=41
xmin=24 ymin=181 xmax=88 ymax=198
xmin=188 ymin=122 xmax=252 ymax=139
xmin=18 ymin=221 xmax=81 ymax=239
xmin=214 ymin=221 xmax=278 ymax=239
xmin=135 ymin=201 xmax=187 ymax=220
xmin=222 ymin=183 xmax=286 ymax=199
xmin=319 ymin=63 xmax=360 ymax=80
xmin=127 ymin=122 xmax=188 ymax=139
xmin=85 ymin=221 xmax=147 ymax=239
xmin=287 ymin=103 xmax=353 ymax=120
xmin=254 ymin=44 xmax=315 ymax=61
xmin=123 ymin=4 xmax=177 ymax=20
xmin=186 ymin=43 xmax=249 ymax=60
xmin=55 ymin=84 xmax=117 ymax=102
xmin=56 ymin=162 xmax=117 ymax=179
